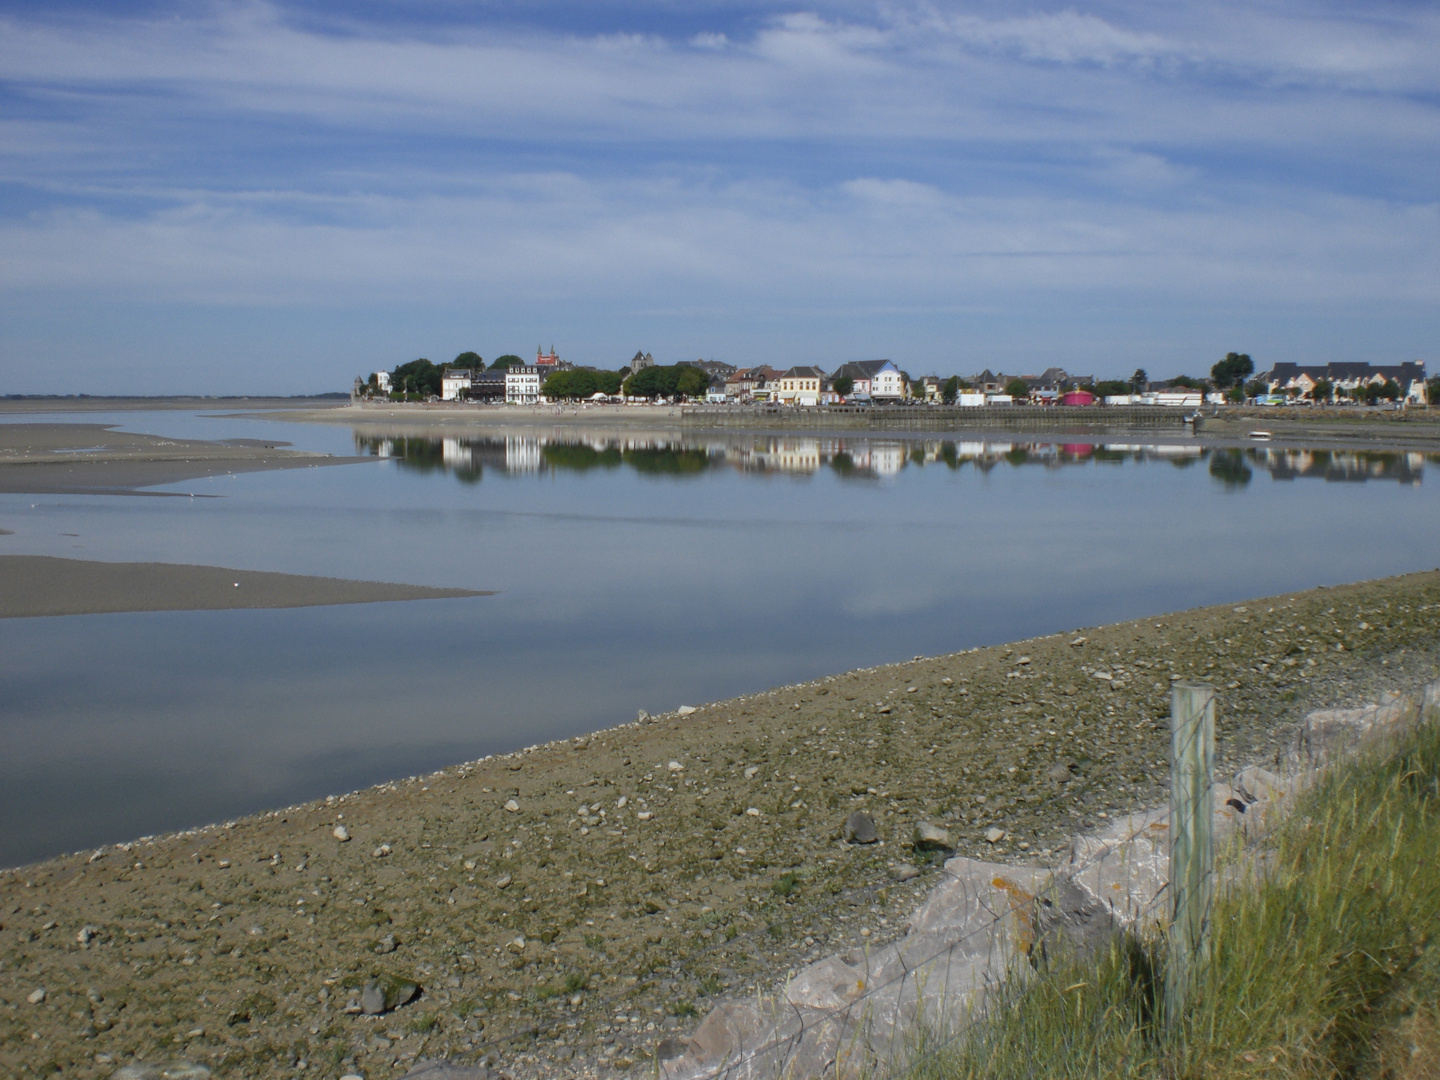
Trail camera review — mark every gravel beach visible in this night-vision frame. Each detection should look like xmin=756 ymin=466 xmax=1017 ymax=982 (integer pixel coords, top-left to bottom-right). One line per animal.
xmin=2 ymin=571 xmax=1438 ymax=1079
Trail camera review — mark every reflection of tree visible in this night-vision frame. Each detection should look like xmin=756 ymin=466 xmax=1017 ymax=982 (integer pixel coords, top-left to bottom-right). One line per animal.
xmin=541 ymin=444 xmax=622 ymax=471
xmin=622 ymin=447 xmax=712 ymax=474
xmin=1006 ymin=448 xmax=1031 ymax=467
xmin=830 ymin=452 xmax=857 ymax=476
xmin=1208 ymin=448 xmax=1252 ymax=488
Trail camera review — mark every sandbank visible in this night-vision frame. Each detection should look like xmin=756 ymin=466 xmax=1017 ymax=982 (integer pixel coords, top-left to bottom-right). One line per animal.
xmin=2 ymin=571 xmax=1438 ymax=1079
xmin=0 ymin=556 xmax=491 ymax=619
xmin=0 ymin=422 xmax=364 ymax=495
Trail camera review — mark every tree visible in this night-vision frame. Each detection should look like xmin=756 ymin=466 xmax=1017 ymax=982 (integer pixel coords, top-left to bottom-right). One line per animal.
xmin=1093 ymin=380 xmax=1131 ymax=397
xmin=833 ymin=375 xmax=854 ymax=397
xmin=490 ymin=355 xmax=525 ymax=369
xmin=389 ymin=358 xmax=441 ymax=397
xmin=1130 ymin=368 xmax=1148 ymax=392
xmin=674 ymin=365 xmax=709 ymax=399
xmin=1311 ymin=378 xmax=1334 ymax=403
xmin=1004 ymin=378 xmax=1029 ymax=399
xmin=452 ymin=351 xmax=484 ymax=370
xmin=1245 ymin=378 xmax=1268 ymax=399
xmin=1210 ymin=352 xmax=1254 ymax=389
xmin=1169 ymin=374 xmax=1208 ymax=390
xmin=542 ymin=370 xmax=597 ymax=399
xmin=1427 ymin=377 xmax=1440 ymax=406
xmin=941 ymin=375 xmax=960 ymax=403
xmin=622 ymin=363 xmax=710 ymax=400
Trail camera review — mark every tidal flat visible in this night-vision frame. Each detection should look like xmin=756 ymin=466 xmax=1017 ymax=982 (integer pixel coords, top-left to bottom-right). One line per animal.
xmin=3 ymin=571 xmax=1438 ymax=1079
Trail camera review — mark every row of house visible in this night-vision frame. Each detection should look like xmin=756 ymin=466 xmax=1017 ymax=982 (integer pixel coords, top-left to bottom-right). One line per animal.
xmin=1257 ymin=362 xmax=1428 ymax=404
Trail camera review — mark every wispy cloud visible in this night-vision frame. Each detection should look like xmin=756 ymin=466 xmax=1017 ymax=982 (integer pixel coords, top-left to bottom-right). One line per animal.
xmin=0 ymin=1 xmax=1436 ymax=391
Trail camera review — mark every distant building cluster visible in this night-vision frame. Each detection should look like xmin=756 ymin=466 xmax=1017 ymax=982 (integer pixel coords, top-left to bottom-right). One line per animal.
xmin=356 ymin=350 xmax=1430 ymax=409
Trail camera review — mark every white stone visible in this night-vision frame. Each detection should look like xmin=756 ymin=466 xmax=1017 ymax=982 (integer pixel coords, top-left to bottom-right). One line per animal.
xmin=984 ymin=827 xmax=1004 ymax=843
xmin=744 ymin=766 xmax=760 ymax=779
xmin=746 ymin=807 xmax=761 ymax=817
xmin=677 ymin=705 xmax=698 ymax=716
xmin=27 ymin=987 xmax=45 ymax=1004
xmin=504 ymin=799 xmax=520 ymax=813
xmin=668 ymin=761 xmax=684 ymax=772
xmin=332 ymin=825 xmax=350 ymax=842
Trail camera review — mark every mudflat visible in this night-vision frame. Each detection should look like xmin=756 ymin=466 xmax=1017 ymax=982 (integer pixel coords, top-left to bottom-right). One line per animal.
xmin=2 ymin=571 xmax=1437 ymax=1079
xmin=0 ymin=422 xmax=363 ymax=495
xmin=0 ymin=556 xmax=491 ymax=619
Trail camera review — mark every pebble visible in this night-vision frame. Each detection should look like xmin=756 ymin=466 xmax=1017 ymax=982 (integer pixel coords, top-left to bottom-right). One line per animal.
xmin=1047 ymin=762 xmax=1075 ymax=782
xmin=361 ymin=973 xmax=420 ymax=1016
xmin=495 ymin=874 xmax=513 ymax=889
xmin=984 ymin=827 xmax=1005 ymax=844
xmin=743 ymin=766 xmax=760 ymax=779
xmin=372 ymin=843 xmax=392 ymax=858
xmin=27 ymin=987 xmax=45 ymax=1004
xmin=332 ymin=825 xmax=350 ymax=841
xmin=112 ymin=1063 xmax=211 ymax=1080
xmin=677 ymin=705 xmax=698 ymax=716
xmin=894 ymin=864 xmax=920 ymax=882
xmin=637 ymin=710 xmax=650 ymax=723
xmin=668 ymin=761 xmax=684 ymax=773
xmin=745 ymin=807 xmax=761 ymax=817
xmin=503 ymin=799 xmax=520 ymax=813
xmin=843 ymin=811 xmax=878 ymax=844
xmin=636 ymin=811 xmax=653 ymax=821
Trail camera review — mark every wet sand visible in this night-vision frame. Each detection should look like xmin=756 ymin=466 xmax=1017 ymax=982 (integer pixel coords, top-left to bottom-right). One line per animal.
xmin=0 ymin=422 xmax=364 ymax=495
xmin=0 ymin=556 xmax=491 ymax=619
xmin=2 ymin=571 xmax=1438 ymax=1079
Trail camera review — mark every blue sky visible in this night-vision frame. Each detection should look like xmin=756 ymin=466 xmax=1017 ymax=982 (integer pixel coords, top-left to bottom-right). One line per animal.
xmin=1 ymin=1 xmax=1436 ymax=394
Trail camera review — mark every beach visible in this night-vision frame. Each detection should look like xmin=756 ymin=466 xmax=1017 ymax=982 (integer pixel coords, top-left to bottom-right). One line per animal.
xmin=2 ymin=570 xmax=1438 ymax=1079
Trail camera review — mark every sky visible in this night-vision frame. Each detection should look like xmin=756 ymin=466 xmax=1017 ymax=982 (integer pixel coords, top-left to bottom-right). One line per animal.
xmin=0 ymin=0 xmax=1437 ymax=394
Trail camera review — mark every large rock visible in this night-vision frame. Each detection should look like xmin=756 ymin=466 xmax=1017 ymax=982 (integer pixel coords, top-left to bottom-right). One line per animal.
xmin=361 ymin=972 xmax=420 ymax=1015
xmin=112 ymin=1064 xmax=211 ymax=1080
xmin=399 ymin=1063 xmax=495 ymax=1080
xmin=842 ymin=812 xmax=877 ymax=844
xmin=912 ymin=822 xmax=952 ymax=851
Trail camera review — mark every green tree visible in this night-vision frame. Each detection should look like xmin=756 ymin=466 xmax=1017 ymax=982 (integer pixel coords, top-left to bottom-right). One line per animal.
xmin=1211 ymin=352 xmax=1254 ymax=388
xmin=674 ymin=366 xmax=709 ymax=399
xmin=1169 ymin=374 xmax=1208 ymax=390
xmin=1427 ymin=377 xmax=1440 ymax=406
xmin=1311 ymin=378 xmax=1334 ymax=403
xmin=1004 ymin=378 xmax=1029 ymax=399
xmin=390 ymin=358 xmax=441 ymax=397
xmin=452 ymin=351 xmax=484 ymax=370
xmin=1245 ymin=378 xmax=1269 ymax=399
xmin=1130 ymin=368 xmax=1148 ymax=392
xmin=622 ymin=364 xmax=709 ymax=400
xmin=1092 ymin=380 xmax=1131 ymax=397
xmin=542 ymin=370 xmax=598 ymax=399
xmin=941 ymin=375 xmax=960 ymax=403
xmin=833 ymin=375 xmax=854 ymax=397
xmin=490 ymin=355 xmax=525 ymax=369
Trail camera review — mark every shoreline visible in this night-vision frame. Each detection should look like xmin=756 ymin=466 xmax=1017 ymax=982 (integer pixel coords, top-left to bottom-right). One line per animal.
xmin=3 ymin=571 xmax=1438 ymax=1078
xmin=271 ymin=401 xmax=1440 ymax=453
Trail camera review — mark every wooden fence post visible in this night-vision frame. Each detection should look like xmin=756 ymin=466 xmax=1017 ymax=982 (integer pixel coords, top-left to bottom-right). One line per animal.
xmin=1166 ymin=681 xmax=1215 ymax=1031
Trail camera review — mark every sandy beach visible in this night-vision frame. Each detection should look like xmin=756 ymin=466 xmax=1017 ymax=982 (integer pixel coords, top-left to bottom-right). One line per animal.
xmin=0 ymin=557 xmax=491 ymax=619
xmin=0 ymin=422 xmax=364 ymax=496
xmin=2 ymin=571 xmax=1437 ymax=1079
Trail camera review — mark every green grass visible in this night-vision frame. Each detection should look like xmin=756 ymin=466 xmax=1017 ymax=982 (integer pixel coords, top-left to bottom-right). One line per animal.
xmin=898 ymin=708 xmax=1440 ymax=1080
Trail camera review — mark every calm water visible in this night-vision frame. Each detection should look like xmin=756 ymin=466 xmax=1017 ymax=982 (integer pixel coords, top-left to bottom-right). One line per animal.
xmin=2 ymin=411 xmax=1437 ymax=868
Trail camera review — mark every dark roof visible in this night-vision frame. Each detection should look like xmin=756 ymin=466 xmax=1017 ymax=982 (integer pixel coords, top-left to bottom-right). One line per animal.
xmin=780 ymin=365 xmax=826 ymax=380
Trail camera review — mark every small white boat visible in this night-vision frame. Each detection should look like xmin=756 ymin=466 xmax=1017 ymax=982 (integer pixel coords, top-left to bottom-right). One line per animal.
xmin=1248 ymin=430 xmax=1272 ymax=440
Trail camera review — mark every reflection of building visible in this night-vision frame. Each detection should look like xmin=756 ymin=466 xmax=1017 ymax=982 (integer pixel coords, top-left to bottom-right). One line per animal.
xmin=506 ymin=437 xmax=543 ymax=472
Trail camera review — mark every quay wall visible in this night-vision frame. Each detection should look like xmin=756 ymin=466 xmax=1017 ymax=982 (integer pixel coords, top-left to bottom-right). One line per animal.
xmin=679 ymin=404 xmax=1194 ymax=432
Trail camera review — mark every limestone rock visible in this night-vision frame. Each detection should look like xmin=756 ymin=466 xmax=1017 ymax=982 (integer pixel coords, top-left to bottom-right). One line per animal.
xmin=894 ymin=864 xmax=920 ymax=882
xmin=332 ymin=824 xmax=350 ymax=842
xmin=399 ymin=1062 xmax=495 ymax=1080
xmin=843 ymin=812 xmax=878 ymax=844
xmin=637 ymin=709 xmax=650 ymax=723
xmin=677 ymin=705 xmax=698 ymax=716
xmin=983 ymin=827 xmax=1004 ymax=844
xmin=112 ymin=1063 xmax=211 ymax=1080
xmin=361 ymin=973 xmax=420 ymax=1015
xmin=912 ymin=822 xmax=951 ymax=851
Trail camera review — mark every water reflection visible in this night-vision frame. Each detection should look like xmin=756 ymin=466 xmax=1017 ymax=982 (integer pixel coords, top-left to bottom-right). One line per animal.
xmin=357 ymin=434 xmax=1431 ymax=486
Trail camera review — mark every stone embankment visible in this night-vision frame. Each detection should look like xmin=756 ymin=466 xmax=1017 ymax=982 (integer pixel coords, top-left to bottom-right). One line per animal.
xmin=658 ymin=681 xmax=1440 ymax=1080
xmin=2 ymin=573 xmax=1438 ymax=1080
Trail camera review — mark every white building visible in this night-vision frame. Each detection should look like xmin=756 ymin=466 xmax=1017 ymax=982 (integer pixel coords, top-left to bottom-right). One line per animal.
xmin=441 ymin=369 xmax=472 ymax=401
xmin=374 ymin=371 xmax=392 ymax=393
xmin=505 ymin=365 xmax=543 ymax=405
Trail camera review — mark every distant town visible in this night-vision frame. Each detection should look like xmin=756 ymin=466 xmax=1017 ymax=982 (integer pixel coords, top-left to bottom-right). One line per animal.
xmin=355 ymin=349 xmax=1433 ymax=409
